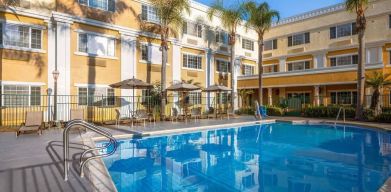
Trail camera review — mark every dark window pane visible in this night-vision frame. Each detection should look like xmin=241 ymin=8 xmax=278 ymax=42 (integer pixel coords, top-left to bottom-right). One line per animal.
xmin=352 ymin=55 xmax=359 ymax=64
xmin=304 ymin=32 xmax=310 ymax=43
xmin=273 ymin=39 xmax=278 ymax=49
xmin=288 ymin=36 xmax=292 ymax=47
xmin=352 ymin=22 xmax=357 ymax=35
xmin=330 ymin=58 xmax=337 ymax=66
xmin=330 ymin=27 xmax=336 ymax=39
xmin=108 ymin=0 xmax=115 ymax=12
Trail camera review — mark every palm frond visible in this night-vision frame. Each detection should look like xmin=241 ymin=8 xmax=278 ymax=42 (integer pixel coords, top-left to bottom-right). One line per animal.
xmin=244 ymin=1 xmax=280 ymax=35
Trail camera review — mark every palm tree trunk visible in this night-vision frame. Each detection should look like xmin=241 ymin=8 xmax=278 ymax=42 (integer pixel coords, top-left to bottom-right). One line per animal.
xmin=161 ymin=40 xmax=168 ymax=119
xmin=355 ymin=29 xmax=365 ymax=120
xmin=258 ymin=36 xmax=264 ymax=106
xmin=230 ymin=40 xmax=236 ymax=113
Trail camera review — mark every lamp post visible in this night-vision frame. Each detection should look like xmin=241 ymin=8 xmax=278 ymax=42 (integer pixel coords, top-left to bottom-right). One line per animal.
xmin=52 ymin=70 xmax=60 ymax=122
xmin=233 ymin=58 xmax=241 ymax=111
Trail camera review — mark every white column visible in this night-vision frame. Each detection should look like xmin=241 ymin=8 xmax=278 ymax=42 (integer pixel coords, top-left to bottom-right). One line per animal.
xmin=120 ymin=34 xmax=137 ymax=117
xmin=54 ymin=20 xmax=72 ymax=121
xmin=279 ymin=58 xmax=286 ymax=72
xmin=46 ymin=20 xmax=55 ymax=122
xmin=314 ymin=85 xmax=320 ymax=106
xmin=172 ymin=42 xmax=181 ymax=111
xmin=206 ymin=49 xmax=214 ymax=108
xmin=268 ymin=88 xmax=273 ymax=105
xmin=233 ymin=58 xmax=240 ymax=110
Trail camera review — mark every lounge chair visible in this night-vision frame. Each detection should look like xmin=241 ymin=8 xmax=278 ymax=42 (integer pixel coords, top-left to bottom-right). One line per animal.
xmin=115 ymin=109 xmax=131 ymax=127
xmin=134 ymin=109 xmax=153 ymax=127
xmin=17 ymin=111 xmax=43 ymax=137
xmin=70 ymin=109 xmax=86 ymax=131
xmin=203 ymin=107 xmax=215 ymax=119
xmin=170 ymin=107 xmax=181 ymax=122
xmin=190 ymin=107 xmax=201 ymax=122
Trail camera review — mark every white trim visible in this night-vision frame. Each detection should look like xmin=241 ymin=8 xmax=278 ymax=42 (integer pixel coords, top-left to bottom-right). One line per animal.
xmin=327 ymin=52 xmax=357 ymax=58
xmin=0 ymin=6 xmax=51 ymax=21
xmin=74 ymin=51 xmax=118 ymax=60
xmin=0 ymin=19 xmax=46 ymax=30
xmin=74 ymin=83 xmax=111 ymax=88
xmin=239 ymin=63 xmax=384 ymax=80
xmin=0 ymin=81 xmax=46 ymax=86
xmin=286 ymin=58 xmax=313 ymax=63
xmin=75 ymin=29 xmax=118 ymax=39
xmin=182 ymin=51 xmax=204 ymax=57
xmin=182 ymin=67 xmax=204 ymax=72
xmin=0 ymin=45 xmax=46 ymax=53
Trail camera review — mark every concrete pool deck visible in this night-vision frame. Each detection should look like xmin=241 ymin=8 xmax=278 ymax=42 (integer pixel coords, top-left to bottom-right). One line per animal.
xmin=0 ymin=116 xmax=390 ymax=192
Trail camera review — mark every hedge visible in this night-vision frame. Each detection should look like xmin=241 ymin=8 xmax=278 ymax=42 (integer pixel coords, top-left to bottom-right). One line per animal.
xmin=303 ymin=106 xmax=355 ymax=118
xmin=266 ymin=106 xmax=284 ymax=116
xmin=375 ymin=112 xmax=391 ymax=123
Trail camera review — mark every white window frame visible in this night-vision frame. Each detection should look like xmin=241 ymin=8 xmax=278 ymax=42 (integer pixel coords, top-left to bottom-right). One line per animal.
xmin=330 ymin=91 xmax=357 ymax=105
xmin=182 ymin=53 xmax=202 ymax=70
xmin=242 ymin=38 xmax=254 ymax=51
xmin=183 ymin=21 xmax=203 ymax=38
xmin=242 ymin=64 xmax=255 ymax=76
xmin=329 ymin=54 xmax=358 ymax=67
xmin=287 ymin=60 xmax=311 ymax=72
xmin=77 ymin=86 xmax=115 ymax=106
xmin=263 ymin=64 xmax=279 ymax=74
xmin=264 ymin=39 xmax=277 ymax=51
xmin=188 ymin=92 xmax=202 ymax=105
xmin=331 ymin=22 xmax=356 ymax=39
xmin=216 ymin=59 xmax=230 ymax=73
xmin=215 ymin=31 xmax=228 ymax=44
xmin=1 ymin=22 xmax=44 ymax=51
xmin=141 ymin=4 xmax=160 ymax=24
xmin=76 ymin=31 xmax=116 ymax=58
xmin=78 ymin=0 xmax=115 ymax=12
xmin=1 ymin=84 xmax=42 ymax=107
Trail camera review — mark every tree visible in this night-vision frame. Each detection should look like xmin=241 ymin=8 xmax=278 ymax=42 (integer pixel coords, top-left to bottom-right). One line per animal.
xmin=345 ymin=0 xmax=369 ymax=120
xmin=365 ymin=71 xmax=391 ymax=116
xmin=207 ymin=1 xmax=247 ymax=113
xmin=142 ymin=0 xmax=191 ymax=118
xmin=239 ymin=89 xmax=254 ymax=108
xmin=244 ymin=1 xmax=279 ymax=106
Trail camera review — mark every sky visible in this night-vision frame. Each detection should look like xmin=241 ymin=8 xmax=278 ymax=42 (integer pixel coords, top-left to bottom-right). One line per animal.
xmin=195 ymin=0 xmax=344 ymax=19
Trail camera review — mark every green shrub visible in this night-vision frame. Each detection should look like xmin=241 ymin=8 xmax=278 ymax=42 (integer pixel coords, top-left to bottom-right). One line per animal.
xmin=266 ymin=106 xmax=284 ymax=116
xmin=237 ymin=108 xmax=255 ymax=115
xmin=304 ymin=106 xmax=355 ymax=118
xmin=375 ymin=112 xmax=391 ymax=123
xmin=362 ymin=109 xmax=375 ymax=121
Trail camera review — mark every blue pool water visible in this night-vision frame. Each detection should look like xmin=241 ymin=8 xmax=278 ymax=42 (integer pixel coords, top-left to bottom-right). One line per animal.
xmin=98 ymin=122 xmax=391 ymax=192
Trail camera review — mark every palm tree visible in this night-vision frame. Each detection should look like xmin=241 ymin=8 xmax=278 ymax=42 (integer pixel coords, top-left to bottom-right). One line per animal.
xmin=142 ymin=0 xmax=191 ymax=118
xmin=365 ymin=71 xmax=391 ymax=116
xmin=345 ymin=0 xmax=369 ymax=120
xmin=244 ymin=1 xmax=280 ymax=106
xmin=207 ymin=1 xmax=246 ymax=113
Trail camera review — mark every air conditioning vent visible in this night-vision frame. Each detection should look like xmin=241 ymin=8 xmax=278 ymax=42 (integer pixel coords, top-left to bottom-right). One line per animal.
xmin=245 ymin=52 xmax=252 ymax=57
xmin=288 ymin=47 xmax=305 ymax=54
xmin=187 ymin=38 xmax=198 ymax=45
xmin=187 ymin=71 xmax=198 ymax=77
xmin=329 ymin=39 xmax=352 ymax=47
xmin=263 ymin=53 xmax=272 ymax=58
xmin=219 ymin=46 xmax=228 ymax=52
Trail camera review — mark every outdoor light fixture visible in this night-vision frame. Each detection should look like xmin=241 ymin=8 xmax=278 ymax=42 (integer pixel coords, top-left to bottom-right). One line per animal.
xmin=52 ymin=70 xmax=60 ymax=81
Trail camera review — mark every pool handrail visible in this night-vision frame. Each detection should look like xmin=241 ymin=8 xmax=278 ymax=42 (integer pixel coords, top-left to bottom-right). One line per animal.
xmin=334 ymin=106 xmax=346 ymax=126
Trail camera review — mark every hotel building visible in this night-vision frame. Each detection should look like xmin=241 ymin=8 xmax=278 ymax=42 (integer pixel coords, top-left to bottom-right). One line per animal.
xmin=0 ymin=0 xmax=390 ymax=119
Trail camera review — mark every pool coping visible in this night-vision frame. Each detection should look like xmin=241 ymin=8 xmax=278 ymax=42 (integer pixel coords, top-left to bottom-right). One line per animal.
xmin=83 ymin=119 xmax=391 ymax=192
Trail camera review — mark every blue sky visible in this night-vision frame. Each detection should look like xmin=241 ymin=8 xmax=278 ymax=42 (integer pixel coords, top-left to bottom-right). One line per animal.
xmin=195 ymin=0 xmax=344 ymax=18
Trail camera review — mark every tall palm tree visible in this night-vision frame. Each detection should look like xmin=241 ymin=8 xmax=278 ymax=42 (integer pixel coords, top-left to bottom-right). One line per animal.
xmin=244 ymin=1 xmax=280 ymax=106
xmin=345 ymin=0 xmax=369 ymax=120
xmin=143 ymin=0 xmax=191 ymax=118
xmin=365 ymin=71 xmax=391 ymax=116
xmin=207 ymin=1 xmax=246 ymax=112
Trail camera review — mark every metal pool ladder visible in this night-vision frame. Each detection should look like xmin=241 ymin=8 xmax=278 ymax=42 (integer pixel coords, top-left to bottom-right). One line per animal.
xmin=63 ymin=119 xmax=118 ymax=181
xmin=334 ymin=107 xmax=346 ymax=126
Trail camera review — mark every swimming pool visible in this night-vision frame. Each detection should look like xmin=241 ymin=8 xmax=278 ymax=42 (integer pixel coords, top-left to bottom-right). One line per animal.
xmin=98 ymin=122 xmax=391 ymax=192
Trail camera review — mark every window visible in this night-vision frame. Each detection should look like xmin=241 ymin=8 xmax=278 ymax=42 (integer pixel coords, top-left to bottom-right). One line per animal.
xmin=264 ymin=39 xmax=277 ymax=51
xmin=216 ymin=60 xmax=230 ymax=73
xmin=288 ymin=32 xmax=310 ymax=47
xmin=330 ymin=91 xmax=357 ymax=105
xmin=263 ymin=64 xmax=278 ymax=74
xmin=2 ymin=85 xmax=41 ymax=106
xmin=287 ymin=61 xmax=311 ymax=71
xmin=242 ymin=39 xmax=254 ymax=51
xmin=287 ymin=93 xmax=311 ymax=104
xmin=78 ymin=87 xmax=115 ymax=106
xmin=183 ymin=22 xmax=202 ymax=38
xmin=389 ymin=50 xmax=391 ymax=64
xmin=389 ymin=15 xmax=391 ymax=29
xmin=217 ymin=92 xmax=229 ymax=104
xmin=141 ymin=5 xmax=160 ymax=23
xmin=183 ymin=54 xmax=202 ymax=69
xmin=330 ymin=23 xmax=357 ymax=39
xmin=141 ymin=44 xmax=149 ymax=61
xmin=242 ymin=64 xmax=255 ymax=76
xmin=188 ymin=92 xmax=202 ymax=105
xmin=79 ymin=0 xmax=115 ymax=12
xmin=330 ymin=55 xmax=358 ymax=67
xmin=215 ymin=31 xmax=228 ymax=44
xmin=2 ymin=23 xmax=42 ymax=49
xmin=78 ymin=33 xmax=115 ymax=57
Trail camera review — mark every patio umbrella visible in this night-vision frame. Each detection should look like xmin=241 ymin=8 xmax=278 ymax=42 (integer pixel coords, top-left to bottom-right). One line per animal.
xmin=203 ymin=84 xmax=230 ymax=117
xmin=166 ymin=82 xmax=201 ymax=118
xmin=109 ymin=77 xmax=153 ymax=118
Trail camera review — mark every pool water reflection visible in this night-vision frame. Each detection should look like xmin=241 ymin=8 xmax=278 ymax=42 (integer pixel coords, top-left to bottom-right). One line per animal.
xmin=98 ymin=123 xmax=391 ymax=192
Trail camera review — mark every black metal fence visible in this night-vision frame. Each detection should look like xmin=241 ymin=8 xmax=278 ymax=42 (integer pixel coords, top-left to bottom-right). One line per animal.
xmin=0 ymin=94 xmax=232 ymax=128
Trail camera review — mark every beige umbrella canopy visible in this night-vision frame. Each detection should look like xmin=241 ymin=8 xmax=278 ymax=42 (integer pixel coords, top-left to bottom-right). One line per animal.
xmin=166 ymin=82 xmax=201 ymax=92
xmin=203 ymin=84 xmax=231 ymax=92
xmin=109 ymin=78 xmax=153 ymax=89
xmin=110 ymin=78 xmax=153 ymax=117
